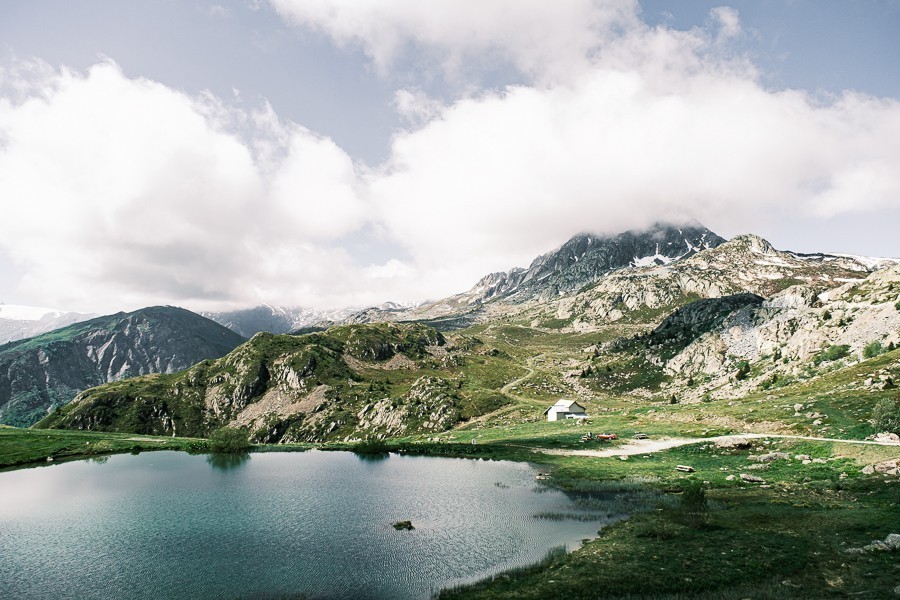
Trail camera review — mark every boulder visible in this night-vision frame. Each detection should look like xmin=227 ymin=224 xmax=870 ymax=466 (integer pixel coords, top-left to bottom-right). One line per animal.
xmin=874 ymin=459 xmax=900 ymax=475
xmin=751 ymin=452 xmax=790 ymax=463
xmin=392 ymin=520 xmax=415 ymax=531
xmin=715 ymin=437 xmax=751 ymax=449
xmin=886 ymin=533 xmax=900 ymax=550
xmin=740 ymin=473 xmax=764 ymax=483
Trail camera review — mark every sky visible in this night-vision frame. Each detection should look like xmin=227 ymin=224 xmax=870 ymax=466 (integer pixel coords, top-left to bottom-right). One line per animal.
xmin=1 ymin=0 xmax=899 ymax=314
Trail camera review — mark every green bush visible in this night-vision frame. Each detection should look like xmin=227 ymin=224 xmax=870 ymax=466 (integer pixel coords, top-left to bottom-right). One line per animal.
xmin=679 ymin=481 xmax=709 ymax=529
xmin=814 ymin=344 xmax=850 ymax=365
xmin=873 ymin=398 xmax=900 ymax=434
xmin=863 ymin=341 xmax=885 ymax=359
xmin=735 ymin=360 xmax=751 ymax=381
xmin=209 ymin=427 xmax=251 ymax=453
xmin=352 ymin=438 xmax=391 ymax=455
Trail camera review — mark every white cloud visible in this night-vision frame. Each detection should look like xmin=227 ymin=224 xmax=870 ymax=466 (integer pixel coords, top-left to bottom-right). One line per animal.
xmin=710 ymin=6 xmax=742 ymax=42
xmin=0 ymin=61 xmax=394 ymax=312
xmin=392 ymin=89 xmax=445 ymax=126
xmin=206 ymin=4 xmax=233 ymax=19
xmin=362 ymin=8 xmax=900 ymax=294
xmin=2 ymin=3 xmax=900 ymax=314
xmin=268 ymin=0 xmax=640 ymax=83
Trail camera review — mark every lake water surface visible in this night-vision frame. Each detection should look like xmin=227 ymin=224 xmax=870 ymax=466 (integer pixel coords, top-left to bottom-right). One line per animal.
xmin=0 ymin=451 xmax=614 ymax=599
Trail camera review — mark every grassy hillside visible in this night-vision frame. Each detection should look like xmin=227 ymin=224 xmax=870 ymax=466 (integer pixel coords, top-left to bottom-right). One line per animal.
xmin=36 ymin=323 xmax=519 ymax=442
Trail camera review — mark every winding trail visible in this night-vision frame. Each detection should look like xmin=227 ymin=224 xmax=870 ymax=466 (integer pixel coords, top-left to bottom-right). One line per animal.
xmin=537 ymin=433 xmax=900 ymax=458
xmin=500 ymin=357 xmax=539 ymax=397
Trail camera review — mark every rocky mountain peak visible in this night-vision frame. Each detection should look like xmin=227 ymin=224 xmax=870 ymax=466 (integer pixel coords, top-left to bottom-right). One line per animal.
xmin=727 ymin=234 xmax=777 ymax=255
xmin=462 ymin=221 xmax=726 ymax=304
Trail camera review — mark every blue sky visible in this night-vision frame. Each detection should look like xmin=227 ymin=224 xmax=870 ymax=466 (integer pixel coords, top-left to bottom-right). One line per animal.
xmin=0 ymin=1 xmax=899 ymax=312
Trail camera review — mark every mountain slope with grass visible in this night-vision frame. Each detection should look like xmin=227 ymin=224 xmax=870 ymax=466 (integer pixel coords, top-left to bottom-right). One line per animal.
xmin=0 ymin=306 xmax=245 ymax=427
xmin=36 ymin=322 xmax=516 ymax=442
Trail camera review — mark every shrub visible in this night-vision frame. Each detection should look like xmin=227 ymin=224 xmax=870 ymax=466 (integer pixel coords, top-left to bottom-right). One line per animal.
xmin=352 ymin=438 xmax=391 ymax=455
xmin=679 ymin=481 xmax=709 ymax=529
xmin=209 ymin=427 xmax=251 ymax=453
xmin=873 ymin=398 xmax=900 ymax=434
xmin=814 ymin=344 xmax=850 ymax=365
xmin=735 ymin=360 xmax=751 ymax=381
xmin=863 ymin=341 xmax=885 ymax=359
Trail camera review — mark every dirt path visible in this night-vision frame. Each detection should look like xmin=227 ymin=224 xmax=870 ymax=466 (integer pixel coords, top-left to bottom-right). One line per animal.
xmin=537 ymin=433 xmax=900 ymax=458
xmin=501 ymin=358 xmax=538 ymax=396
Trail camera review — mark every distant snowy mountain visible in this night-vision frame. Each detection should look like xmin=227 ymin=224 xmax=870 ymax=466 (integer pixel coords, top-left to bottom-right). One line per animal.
xmin=204 ymin=304 xmax=361 ymax=337
xmin=0 ymin=304 xmax=97 ymax=344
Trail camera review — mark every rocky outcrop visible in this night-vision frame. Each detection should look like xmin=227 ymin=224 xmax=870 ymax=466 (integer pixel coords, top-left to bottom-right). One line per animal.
xmin=621 ymin=264 xmax=900 ymax=399
xmin=540 ymin=233 xmax=890 ymax=332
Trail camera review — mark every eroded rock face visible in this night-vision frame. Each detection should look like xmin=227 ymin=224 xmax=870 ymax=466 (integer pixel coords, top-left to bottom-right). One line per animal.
xmin=356 ymin=377 xmax=462 ymax=436
xmin=632 ymin=263 xmax=900 ymax=399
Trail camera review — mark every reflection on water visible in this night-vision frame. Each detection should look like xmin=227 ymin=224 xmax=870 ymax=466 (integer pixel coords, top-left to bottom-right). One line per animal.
xmin=353 ymin=451 xmax=390 ymax=462
xmin=206 ymin=452 xmax=251 ymax=470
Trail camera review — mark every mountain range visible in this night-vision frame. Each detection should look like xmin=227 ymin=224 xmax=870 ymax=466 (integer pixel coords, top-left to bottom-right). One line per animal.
xmin=32 ymin=221 xmax=900 ymax=443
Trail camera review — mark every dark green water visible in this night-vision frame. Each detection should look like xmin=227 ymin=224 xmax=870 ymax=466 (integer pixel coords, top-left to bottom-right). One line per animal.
xmin=0 ymin=451 xmax=615 ymax=599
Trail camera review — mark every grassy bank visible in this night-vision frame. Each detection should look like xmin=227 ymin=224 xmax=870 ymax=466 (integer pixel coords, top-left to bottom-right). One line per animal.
xmin=436 ymin=436 xmax=900 ymax=599
xmin=0 ymin=425 xmax=210 ymax=469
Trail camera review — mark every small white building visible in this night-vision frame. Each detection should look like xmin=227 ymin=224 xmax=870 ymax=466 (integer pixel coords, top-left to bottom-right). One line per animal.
xmin=544 ymin=399 xmax=587 ymax=422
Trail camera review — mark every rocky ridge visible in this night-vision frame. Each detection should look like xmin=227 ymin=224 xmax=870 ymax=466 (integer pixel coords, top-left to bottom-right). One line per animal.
xmin=37 ymin=322 xmax=508 ymax=443
xmin=589 ymin=263 xmax=900 ymax=403
xmin=527 ymin=233 xmax=895 ymax=332
xmin=0 ymin=306 xmax=245 ymax=427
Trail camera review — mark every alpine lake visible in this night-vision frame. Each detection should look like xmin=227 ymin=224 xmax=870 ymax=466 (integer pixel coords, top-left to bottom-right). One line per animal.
xmin=0 ymin=450 xmax=621 ymax=599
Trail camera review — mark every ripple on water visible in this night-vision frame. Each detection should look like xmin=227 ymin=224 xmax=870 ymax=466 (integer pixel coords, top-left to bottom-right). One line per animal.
xmin=0 ymin=451 xmax=620 ymax=600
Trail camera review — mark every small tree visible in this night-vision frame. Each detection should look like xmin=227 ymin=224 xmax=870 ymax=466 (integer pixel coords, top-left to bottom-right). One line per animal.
xmin=873 ymin=398 xmax=900 ymax=434
xmin=209 ymin=427 xmax=251 ymax=453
